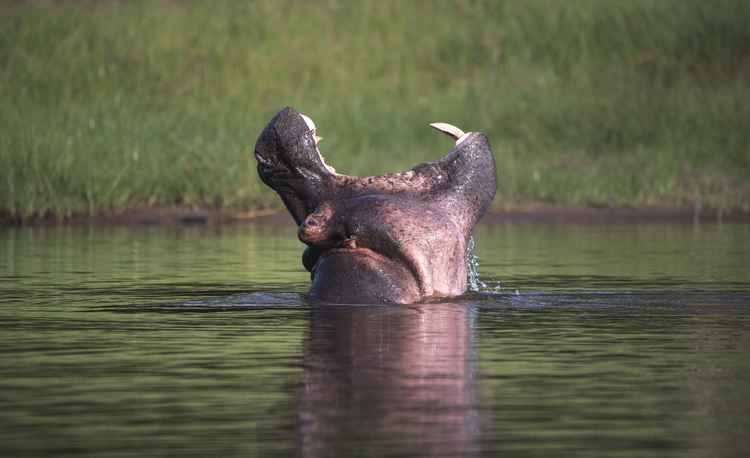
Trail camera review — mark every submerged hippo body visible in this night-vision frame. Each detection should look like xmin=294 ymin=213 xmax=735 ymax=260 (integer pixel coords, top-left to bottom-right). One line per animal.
xmin=254 ymin=107 xmax=496 ymax=304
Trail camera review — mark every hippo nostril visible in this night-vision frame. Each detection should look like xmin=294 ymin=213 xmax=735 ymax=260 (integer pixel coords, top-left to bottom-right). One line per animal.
xmin=340 ymin=238 xmax=358 ymax=249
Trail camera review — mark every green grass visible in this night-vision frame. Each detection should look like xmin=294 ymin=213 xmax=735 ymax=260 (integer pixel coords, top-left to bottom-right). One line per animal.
xmin=1 ymin=0 xmax=749 ymax=220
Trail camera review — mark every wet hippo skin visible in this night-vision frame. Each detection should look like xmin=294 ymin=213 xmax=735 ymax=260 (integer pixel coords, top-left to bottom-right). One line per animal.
xmin=254 ymin=106 xmax=496 ymax=304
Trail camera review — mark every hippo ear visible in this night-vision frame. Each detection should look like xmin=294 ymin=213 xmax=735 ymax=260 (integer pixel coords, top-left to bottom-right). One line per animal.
xmin=255 ymin=107 xmax=333 ymax=224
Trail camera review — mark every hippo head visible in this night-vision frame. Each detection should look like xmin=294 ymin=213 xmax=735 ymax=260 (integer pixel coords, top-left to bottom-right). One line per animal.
xmin=255 ymin=107 xmax=496 ymax=304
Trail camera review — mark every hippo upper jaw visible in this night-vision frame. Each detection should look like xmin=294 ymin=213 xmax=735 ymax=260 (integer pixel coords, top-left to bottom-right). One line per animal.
xmin=254 ymin=107 xmax=336 ymax=226
xmin=255 ymin=107 xmax=496 ymax=226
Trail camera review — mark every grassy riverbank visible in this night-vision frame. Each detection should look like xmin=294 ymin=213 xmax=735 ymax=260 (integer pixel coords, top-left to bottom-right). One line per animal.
xmin=2 ymin=0 xmax=749 ymax=221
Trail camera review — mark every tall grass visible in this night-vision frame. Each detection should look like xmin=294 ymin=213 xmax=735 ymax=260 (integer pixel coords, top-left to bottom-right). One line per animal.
xmin=1 ymin=0 xmax=748 ymax=220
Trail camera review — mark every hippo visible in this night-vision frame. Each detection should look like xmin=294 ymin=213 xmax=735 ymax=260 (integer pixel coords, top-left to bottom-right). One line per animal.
xmin=254 ymin=107 xmax=496 ymax=304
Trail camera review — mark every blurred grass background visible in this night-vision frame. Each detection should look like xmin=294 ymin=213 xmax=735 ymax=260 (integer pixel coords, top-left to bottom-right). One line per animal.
xmin=1 ymin=0 xmax=749 ymax=221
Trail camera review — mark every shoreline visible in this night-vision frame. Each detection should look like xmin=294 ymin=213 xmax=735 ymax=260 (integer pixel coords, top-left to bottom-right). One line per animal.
xmin=2 ymin=203 xmax=748 ymax=227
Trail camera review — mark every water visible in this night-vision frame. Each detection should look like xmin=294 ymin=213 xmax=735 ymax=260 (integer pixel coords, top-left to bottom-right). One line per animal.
xmin=1 ymin=222 xmax=749 ymax=457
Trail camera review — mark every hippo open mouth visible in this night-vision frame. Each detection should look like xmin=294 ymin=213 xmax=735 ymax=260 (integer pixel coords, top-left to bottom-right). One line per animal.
xmin=254 ymin=107 xmax=496 ymax=304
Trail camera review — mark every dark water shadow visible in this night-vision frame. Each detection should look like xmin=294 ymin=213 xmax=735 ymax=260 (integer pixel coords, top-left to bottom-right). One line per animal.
xmin=93 ymin=291 xmax=307 ymax=313
xmin=87 ymin=279 xmax=750 ymax=316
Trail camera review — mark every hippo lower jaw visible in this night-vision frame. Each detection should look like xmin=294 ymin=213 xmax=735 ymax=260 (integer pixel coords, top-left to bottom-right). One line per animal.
xmin=301 ymin=219 xmax=425 ymax=303
xmin=254 ymin=107 xmax=496 ymax=304
xmin=296 ymin=191 xmax=471 ymax=303
xmin=309 ymin=247 xmax=422 ymax=304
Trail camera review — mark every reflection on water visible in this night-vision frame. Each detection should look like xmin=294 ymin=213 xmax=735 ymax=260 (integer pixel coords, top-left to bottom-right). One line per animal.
xmin=0 ymin=223 xmax=749 ymax=457
xmin=301 ymin=304 xmax=478 ymax=457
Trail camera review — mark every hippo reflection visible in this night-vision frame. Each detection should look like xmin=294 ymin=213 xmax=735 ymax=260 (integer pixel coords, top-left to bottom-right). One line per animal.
xmin=254 ymin=107 xmax=496 ymax=303
xmin=299 ymin=304 xmax=479 ymax=456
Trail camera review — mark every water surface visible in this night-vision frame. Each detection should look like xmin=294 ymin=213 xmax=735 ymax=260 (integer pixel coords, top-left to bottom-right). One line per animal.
xmin=1 ymin=222 xmax=749 ymax=457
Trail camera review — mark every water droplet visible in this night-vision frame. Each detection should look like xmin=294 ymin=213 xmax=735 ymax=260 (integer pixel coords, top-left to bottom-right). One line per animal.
xmin=466 ymin=235 xmax=487 ymax=292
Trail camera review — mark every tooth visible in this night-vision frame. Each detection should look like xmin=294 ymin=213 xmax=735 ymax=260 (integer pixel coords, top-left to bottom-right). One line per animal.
xmin=300 ymin=113 xmax=317 ymax=132
xmin=430 ymin=122 xmax=469 ymax=145
xmin=301 ymin=113 xmax=337 ymax=174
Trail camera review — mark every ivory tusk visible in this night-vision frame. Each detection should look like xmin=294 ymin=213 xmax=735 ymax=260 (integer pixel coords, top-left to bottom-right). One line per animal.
xmin=429 ymin=122 xmax=465 ymax=140
xmin=300 ymin=113 xmax=317 ymax=132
